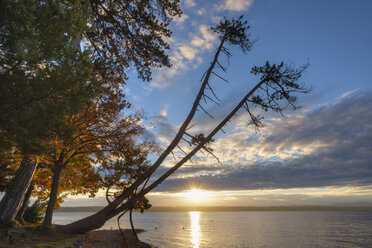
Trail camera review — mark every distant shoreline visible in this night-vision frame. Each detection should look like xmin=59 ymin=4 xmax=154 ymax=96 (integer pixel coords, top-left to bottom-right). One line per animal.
xmin=56 ymin=206 xmax=372 ymax=212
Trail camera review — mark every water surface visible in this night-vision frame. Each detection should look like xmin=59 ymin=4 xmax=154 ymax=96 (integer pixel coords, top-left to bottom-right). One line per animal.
xmin=53 ymin=211 xmax=372 ymax=248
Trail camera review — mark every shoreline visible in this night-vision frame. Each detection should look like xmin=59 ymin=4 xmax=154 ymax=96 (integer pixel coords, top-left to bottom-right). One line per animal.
xmin=0 ymin=226 xmax=153 ymax=248
xmin=60 ymin=229 xmax=154 ymax=248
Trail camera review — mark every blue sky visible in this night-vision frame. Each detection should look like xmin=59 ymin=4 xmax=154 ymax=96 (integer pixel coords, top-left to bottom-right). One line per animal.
xmin=64 ymin=0 xmax=372 ymax=207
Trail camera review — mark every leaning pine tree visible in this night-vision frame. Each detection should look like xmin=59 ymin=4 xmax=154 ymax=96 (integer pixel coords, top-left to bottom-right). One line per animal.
xmin=60 ymin=16 xmax=311 ymax=234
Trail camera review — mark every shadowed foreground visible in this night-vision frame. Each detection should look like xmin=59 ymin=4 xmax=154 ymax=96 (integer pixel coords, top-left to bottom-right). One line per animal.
xmin=0 ymin=226 xmax=153 ymax=248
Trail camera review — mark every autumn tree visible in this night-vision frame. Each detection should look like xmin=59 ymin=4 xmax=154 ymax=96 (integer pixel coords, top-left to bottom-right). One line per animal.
xmin=39 ymin=84 xmax=158 ymax=228
xmin=31 ymin=154 xmax=100 ymax=212
xmin=59 ymin=16 xmax=310 ymax=234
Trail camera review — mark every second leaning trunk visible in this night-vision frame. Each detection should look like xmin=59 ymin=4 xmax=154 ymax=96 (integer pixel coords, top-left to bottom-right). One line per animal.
xmin=42 ymin=165 xmax=63 ymax=227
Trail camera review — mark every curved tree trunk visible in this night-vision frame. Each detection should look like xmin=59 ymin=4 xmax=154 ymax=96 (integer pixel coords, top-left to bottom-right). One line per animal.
xmin=129 ymin=209 xmax=139 ymax=241
xmin=60 ymin=78 xmax=268 ymax=234
xmin=42 ymin=165 xmax=63 ymax=227
xmin=59 ymin=37 xmax=228 ymax=234
xmin=16 ymin=182 xmax=34 ymax=224
xmin=0 ymin=155 xmax=38 ymax=226
xmin=59 ymin=199 xmax=122 ymax=233
xmin=58 ymin=18 xmax=308 ymax=235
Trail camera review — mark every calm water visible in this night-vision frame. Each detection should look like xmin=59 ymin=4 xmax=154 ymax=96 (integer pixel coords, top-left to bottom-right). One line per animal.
xmin=53 ymin=211 xmax=372 ymax=248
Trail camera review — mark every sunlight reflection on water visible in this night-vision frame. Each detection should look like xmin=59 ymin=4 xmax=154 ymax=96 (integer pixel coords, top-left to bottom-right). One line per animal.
xmin=190 ymin=211 xmax=201 ymax=248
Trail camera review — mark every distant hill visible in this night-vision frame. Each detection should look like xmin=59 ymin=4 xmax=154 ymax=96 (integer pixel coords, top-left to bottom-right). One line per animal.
xmin=56 ymin=205 xmax=372 ymax=212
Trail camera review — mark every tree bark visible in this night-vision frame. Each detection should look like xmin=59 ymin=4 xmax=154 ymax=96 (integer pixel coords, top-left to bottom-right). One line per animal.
xmin=129 ymin=209 xmax=139 ymax=241
xmin=16 ymin=182 xmax=34 ymax=224
xmin=42 ymin=165 xmax=63 ymax=227
xmin=59 ymin=210 xmax=111 ymax=233
xmin=0 ymin=155 xmax=38 ymax=226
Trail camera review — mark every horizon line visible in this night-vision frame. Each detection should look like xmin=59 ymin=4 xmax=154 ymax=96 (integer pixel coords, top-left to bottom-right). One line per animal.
xmin=56 ymin=205 xmax=372 ymax=212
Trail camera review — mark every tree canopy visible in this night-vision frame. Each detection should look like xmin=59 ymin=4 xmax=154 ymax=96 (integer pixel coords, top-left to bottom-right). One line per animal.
xmin=0 ymin=0 xmax=182 ymax=226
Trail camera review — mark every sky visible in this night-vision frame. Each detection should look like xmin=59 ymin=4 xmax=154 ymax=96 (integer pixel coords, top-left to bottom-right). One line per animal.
xmin=63 ymin=0 xmax=372 ymax=207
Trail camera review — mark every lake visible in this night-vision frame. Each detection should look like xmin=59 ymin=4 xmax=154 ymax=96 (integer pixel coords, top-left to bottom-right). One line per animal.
xmin=53 ymin=211 xmax=372 ymax=248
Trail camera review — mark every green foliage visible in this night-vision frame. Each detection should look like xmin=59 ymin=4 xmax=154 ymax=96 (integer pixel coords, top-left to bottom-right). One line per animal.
xmin=0 ymin=0 xmax=94 ymax=154
xmin=0 ymin=0 xmax=182 ymax=154
xmin=87 ymin=0 xmax=182 ymax=82
xmin=23 ymin=200 xmax=44 ymax=223
xmin=211 ymin=15 xmax=254 ymax=53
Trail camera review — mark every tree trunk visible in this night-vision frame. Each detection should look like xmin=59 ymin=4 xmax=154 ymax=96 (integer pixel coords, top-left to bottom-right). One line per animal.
xmin=42 ymin=165 xmax=63 ymax=227
xmin=59 ymin=196 xmax=139 ymax=234
xmin=59 ymin=212 xmax=108 ymax=233
xmin=0 ymin=155 xmax=38 ymax=226
xmin=129 ymin=209 xmax=139 ymax=241
xmin=16 ymin=182 xmax=34 ymax=224
xmin=59 ymin=189 xmax=137 ymax=233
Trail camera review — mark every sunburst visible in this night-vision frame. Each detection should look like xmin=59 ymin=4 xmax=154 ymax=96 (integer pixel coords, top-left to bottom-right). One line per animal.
xmin=185 ymin=188 xmax=209 ymax=201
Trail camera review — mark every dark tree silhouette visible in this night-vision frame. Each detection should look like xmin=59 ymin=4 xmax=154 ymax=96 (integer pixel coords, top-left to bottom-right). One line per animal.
xmin=59 ymin=16 xmax=310 ymax=234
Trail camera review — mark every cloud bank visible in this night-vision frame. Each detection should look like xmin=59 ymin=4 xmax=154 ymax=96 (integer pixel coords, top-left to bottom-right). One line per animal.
xmin=153 ymin=92 xmax=372 ymax=192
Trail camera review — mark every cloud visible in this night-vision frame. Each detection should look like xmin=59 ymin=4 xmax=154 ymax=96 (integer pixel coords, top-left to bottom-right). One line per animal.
xmin=218 ymin=0 xmax=254 ymax=12
xmin=184 ymin=0 xmax=196 ymax=8
xmin=150 ymin=51 xmax=187 ymax=88
xmin=179 ymin=45 xmax=198 ymax=60
xmin=152 ymin=105 xmax=178 ymax=145
xmin=173 ymin=14 xmax=189 ymax=25
xmin=152 ymin=92 xmax=372 ymax=192
xmin=190 ymin=25 xmax=217 ymax=50
xmin=196 ymin=8 xmax=206 ymax=16
xmin=147 ymin=186 xmax=372 ymax=206
xmin=150 ymin=24 xmax=217 ymax=88
xmin=148 ymin=0 xmax=255 ymax=89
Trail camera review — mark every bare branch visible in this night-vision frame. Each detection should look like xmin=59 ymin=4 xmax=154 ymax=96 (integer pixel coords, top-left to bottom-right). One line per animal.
xmin=204 ymin=94 xmax=220 ymax=105
xmin=206 ymin=82 xmax=220 ymax=102
xmin=186 ymin=123 xmax=197 ymax=131
xmin=216 ymin=60 xmax=227 ymax=72
xmin=203 ymin=147 xmax=223 ymax=166
xmin=177 ymin=145 xmax=188 ymax=155
xmin=211 ymin=71 xmax=229 ymax=83
xmin=171 ymin=151 xmax=176 ymax=160
xmin=198 ymin=104 xmax=215 ymax=119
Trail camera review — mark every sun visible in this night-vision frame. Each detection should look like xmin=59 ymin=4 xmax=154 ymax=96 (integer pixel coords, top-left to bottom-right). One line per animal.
xmin=185 ymin=188 xmax=208 ymax=201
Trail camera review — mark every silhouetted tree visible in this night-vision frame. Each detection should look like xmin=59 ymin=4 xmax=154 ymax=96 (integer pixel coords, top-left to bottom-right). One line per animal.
xmin=60 ymin=16 xmax=310 ymax=234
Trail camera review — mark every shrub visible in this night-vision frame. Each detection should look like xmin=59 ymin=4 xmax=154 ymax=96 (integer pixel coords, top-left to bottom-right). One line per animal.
xmin=23 ymin=200 xmax=44 ymax=223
